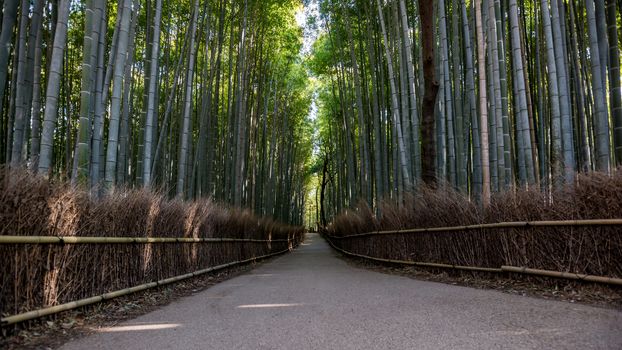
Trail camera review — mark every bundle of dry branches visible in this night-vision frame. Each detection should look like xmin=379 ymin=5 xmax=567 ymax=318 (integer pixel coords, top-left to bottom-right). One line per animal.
xmin=0 ymin=169 xmax=304 ymax=317
xmin=326 ymin=172 xmax=622 ymax=280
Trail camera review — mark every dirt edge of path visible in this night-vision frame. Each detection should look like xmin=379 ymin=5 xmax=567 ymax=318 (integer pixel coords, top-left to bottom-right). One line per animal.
xmin=337 ymin=253 xmax=622 ymax=310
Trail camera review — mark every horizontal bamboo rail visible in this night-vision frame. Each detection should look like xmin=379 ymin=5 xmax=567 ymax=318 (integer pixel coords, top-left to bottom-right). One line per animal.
xmin=325 ymin=237 xmax=503 ymax=273
xmin=501 ymin=266 xmax=622 ymax=286
xmin=327 ymin=218 xmax=622 ymax=239
xmin=1 ymin=247 xmax=293 ymax=326
xmin=324 ymin=237 xmax=622 ymax=286
xmin=0 ymin=235 xmax=290 ymax=244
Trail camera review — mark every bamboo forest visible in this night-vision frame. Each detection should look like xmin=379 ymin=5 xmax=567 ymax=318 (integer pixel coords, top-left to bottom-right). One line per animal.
xmin=1 ymin=0 xmax=621 ymax=220
xmin=2 ymin=0 xmax=622 ymax=347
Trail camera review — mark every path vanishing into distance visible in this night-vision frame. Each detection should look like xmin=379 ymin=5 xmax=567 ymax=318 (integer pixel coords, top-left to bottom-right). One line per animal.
xmin=61 ymin=233 xmax=622 ymax=350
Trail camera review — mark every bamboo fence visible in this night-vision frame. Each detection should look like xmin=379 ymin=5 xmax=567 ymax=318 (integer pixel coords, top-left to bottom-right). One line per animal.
xmin=1 ymin=247 xmax=293 ymax=326
xmin=1 ymin=232 xmax=304 ymax=328
xmin=0 ymin=236 xmax=290 ymax=244
xmin=324 ymin=218 xmax=622 ymax=286
xmin=326 ymin=219 xmax=622 ymax=239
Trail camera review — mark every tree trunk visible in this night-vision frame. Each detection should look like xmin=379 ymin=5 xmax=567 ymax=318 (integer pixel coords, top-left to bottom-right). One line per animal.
xmin=399 ymin=0 xmax=421 ymax=182
xmin=343 ymin=5 xmax=371 ymax=204
xmin=177 ymin=0 xmax=199 ymax=197
xmin=10 ymin=0 xmax=30 ymax=166
xmin=37 ymin=0 xmax=70 ymax=175
xmin=475 ymin=0 xmax=491 ymax=206
xmin=550 ymin=0 xmax=575 ymax=182
xmin=74 ymin=0 xmax=103 ymax=185
xmin=540 ymin=0 xmax=563 ymax=187
xmin=462 ymin=0 xmax=482 ymax=199
xmin=105 ymin=0 xmax=133 ymax=187
xmin=91 ymin=3 xmax=107 ymax=186
xmin=607 ymin=0 xmax=622 ymax=164
xmin=509 ymin=0 xmax=535 ymax=185
xmin=142 ymin=0 xmax=163 ymax=187
xmin=419 ymin=0 xmax=440 ymax=186
xmin=376 ymin=0 xmax=412 ymax=192
xmin=586 ymin=0 xmax=611 ymax=172
xmin=29 ymin=18 xmax=44 ymax=168
xmin=0 ymin=0 xmax=19 ymax=120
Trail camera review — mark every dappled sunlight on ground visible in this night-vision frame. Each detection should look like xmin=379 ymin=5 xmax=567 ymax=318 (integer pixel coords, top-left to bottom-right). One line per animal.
xmin=236 ymin=303 xmax=304 ymax=309
xmin=98 ymin=323 xmax=182 ymax=333
xmin=474 ymin=328 xmax=568 ymax=337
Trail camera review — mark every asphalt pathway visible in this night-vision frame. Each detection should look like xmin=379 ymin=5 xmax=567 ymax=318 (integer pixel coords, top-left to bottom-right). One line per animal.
xmin=61 ymin=233 xmax=622 ymax=349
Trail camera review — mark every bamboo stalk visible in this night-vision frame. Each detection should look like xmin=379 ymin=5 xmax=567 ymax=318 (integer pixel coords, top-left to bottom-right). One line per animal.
xmin=0 ymin=236 xmax=290 ymax=244
xmin=501 ymin=266 xmax=622 ymax=286
xmin=0 ymin=248 xmax=293 ymax=326
xmin=327 ymin=218 xmax=622 ymax=239
xmin=325 ymin=236 xmax=503 ymax=273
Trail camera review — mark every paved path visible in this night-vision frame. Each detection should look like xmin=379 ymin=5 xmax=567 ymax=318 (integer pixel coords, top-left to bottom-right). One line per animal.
xmin=61 ymin=233 xmax=622 ymax=350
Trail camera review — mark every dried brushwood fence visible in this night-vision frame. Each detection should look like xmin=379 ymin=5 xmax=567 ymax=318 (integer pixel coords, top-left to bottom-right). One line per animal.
xmin=324 ymin=172 xmax=622 ymax=284
xmin=0 ymin=169 xmax=304 ymax=324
